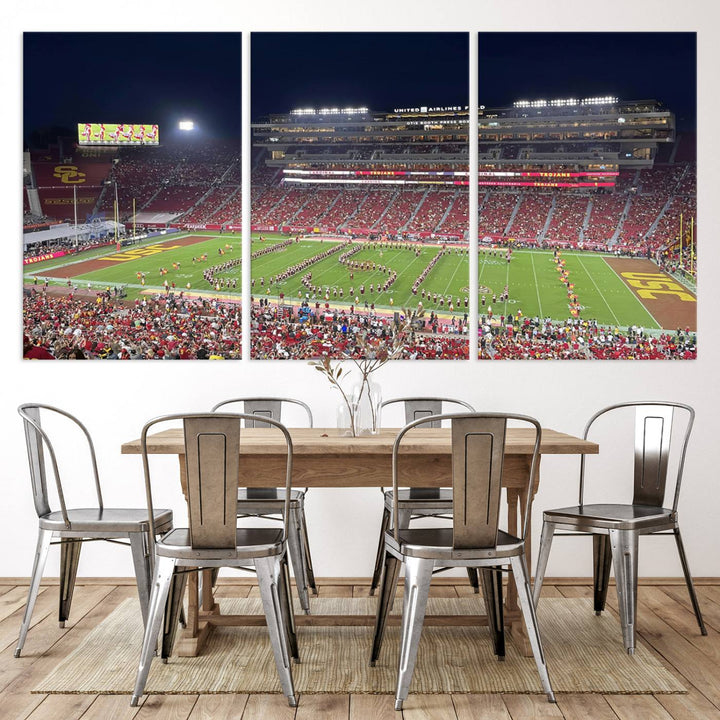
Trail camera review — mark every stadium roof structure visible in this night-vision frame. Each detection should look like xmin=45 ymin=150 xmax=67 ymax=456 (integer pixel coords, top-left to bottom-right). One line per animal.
xmin=23 ymin=221 xmax=124 ymax=247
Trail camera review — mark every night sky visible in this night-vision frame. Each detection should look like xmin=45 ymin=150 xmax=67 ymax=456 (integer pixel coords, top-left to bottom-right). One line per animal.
xmin=251 ymin=33 xmax=469 ymax=119
xmin=479 ymin=32 xmax=696 ymax=131
xmin=22 ymin=31 xmax=696 ymax=146
xmin=23 ymin=32 xmax=242 ymax=145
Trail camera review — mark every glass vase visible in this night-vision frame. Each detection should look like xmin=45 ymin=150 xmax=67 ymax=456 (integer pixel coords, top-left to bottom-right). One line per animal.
xmin=336 ymin=400 xmax=357 ymax=436
xmin=353 ymin=380 xmax=382 ymax=436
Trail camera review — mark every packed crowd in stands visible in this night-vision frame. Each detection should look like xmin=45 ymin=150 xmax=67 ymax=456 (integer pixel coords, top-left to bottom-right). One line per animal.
xmin=506 ymin=194 xmax=554 ymax=240
xmin=435 ymin=191 xmax=468 ymax=236
xmin=479 ymin=316 xmax=696 ymax=360
xmin=250 ymin=304 xmax=468 ymax=360
xmin=26 ymin=131 xmax=697 ymax=255
xmin=404 ymin=191 xmax=453 ymax=234
xmin=22 ymin=278 xmax=694 ymax=361
xmin=21 ymin=287 xmax=472 ymax=360
xmin=23 ymin=289 xmax=242 ymax=359
xmin=479 ymin=192 xmax=520 ymax=235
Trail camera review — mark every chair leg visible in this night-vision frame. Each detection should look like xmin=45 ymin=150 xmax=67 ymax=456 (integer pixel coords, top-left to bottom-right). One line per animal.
xmin=277 ymin=551 xmax=299 ymax=662
xmin=532 ymin=520 xmax=556 ymax=607
xmin=255 ymin=555 xmax=297 ymax=707
xmin=394 ymin=556 xmax=434 ymax=711
xmin=15 ymin=528 xmax=52 ymax=658
xmin=510 ymin=554 xmax=556 ymax=703
xmin=161 ymin=570 xmax=188 ymax=661
xmin=608 ymin=529 xmax=639 ymax=654
xmin=131 ymin=555 xmax=176 ymax=706
xmin=369 ymin=506 xmax=391 ymax=596
xmin=397 ymin=509 xmax=412 ymax=531
xmin=593 ymin=534 xmax=613 ymax=615
xmin=286 ymin=507 xmax=311 ymax=614
xmin=466 ymin=568 xmax=480 ymax=594
xmin=297 ymin=502 xmax=317 ymax=596
xmin=58 ymin=538 xmax=83 ymax=627
xmin=369 ymin=550 xmax=401 ymax=666
xmin=673 ymin=527 xmax=707 ymax=636
xmin=480 ymin=567 xmax=505 ymax=659
xmin=129 ymin=532 xmax=152 ymax=628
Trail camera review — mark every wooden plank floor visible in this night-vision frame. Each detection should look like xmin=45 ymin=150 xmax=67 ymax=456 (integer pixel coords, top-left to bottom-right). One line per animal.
xmin=1 ymin=579 xmax=718 ymax=720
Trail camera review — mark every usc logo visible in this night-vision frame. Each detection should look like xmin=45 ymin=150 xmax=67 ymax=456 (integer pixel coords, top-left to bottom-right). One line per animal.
xmin=53 ymin=165 xmax=86 ymax=184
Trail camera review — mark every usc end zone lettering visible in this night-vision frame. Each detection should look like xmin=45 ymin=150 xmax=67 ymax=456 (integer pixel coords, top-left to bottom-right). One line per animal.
xmin=106 ymin=245 xmax=184 ymax=262
xmin=621 ymin=272 xmax=696 ymax=302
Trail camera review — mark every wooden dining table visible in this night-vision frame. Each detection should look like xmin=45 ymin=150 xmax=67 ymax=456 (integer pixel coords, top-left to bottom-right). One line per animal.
xmin=122 ymin=426 xmax=598 ymax=657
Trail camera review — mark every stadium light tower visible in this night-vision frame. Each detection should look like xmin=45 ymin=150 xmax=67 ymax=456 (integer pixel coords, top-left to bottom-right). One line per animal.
xmin=178 ymin=119 xmax=195 ymax=131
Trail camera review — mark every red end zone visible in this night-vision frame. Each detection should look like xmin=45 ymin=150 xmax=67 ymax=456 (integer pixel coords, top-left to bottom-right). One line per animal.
xmin=34 ymin=236 xmax=212 ymax=279
xmin=605 ymin=257 xmax=696 ymax=332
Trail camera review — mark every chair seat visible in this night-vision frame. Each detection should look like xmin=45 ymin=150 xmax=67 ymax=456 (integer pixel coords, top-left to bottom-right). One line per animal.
xmin=385 ymin=527 xmax=523 ymax=561
xmin=383 ymin=488 xmax=453 ymax=511
xmin=39 ymin=508 xmax=173 ymax=533
xmin=156 ymin=527 xmax=284 ymax=560
xmin=237 ymin=488 xmax=305 ymax=511
xmin=544 ymin=503 xmax=675 ymax=531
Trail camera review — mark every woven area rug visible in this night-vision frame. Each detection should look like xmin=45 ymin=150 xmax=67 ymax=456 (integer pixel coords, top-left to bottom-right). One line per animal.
xmin=34 ymin=597 xmax=685 ymax=695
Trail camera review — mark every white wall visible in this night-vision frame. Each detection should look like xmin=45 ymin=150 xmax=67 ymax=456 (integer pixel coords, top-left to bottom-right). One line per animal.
xmin=2 ymin=0 xmax=719 ymax=581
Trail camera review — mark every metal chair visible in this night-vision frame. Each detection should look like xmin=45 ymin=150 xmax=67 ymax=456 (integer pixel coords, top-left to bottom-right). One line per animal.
xmin=131 ymin=412 xmax=298 ymax=707
xmin=16 ymin=403 xmax=173 ymax=658
xmin=533 ymin=401 xmax=706 ymax=655
xmin=370 ymin=397 xmax=478 ymax=595
xmin=370 ymin=412 xmax=555 ymax=710
xmin=211 ymin=398 xmax=316 ymax=613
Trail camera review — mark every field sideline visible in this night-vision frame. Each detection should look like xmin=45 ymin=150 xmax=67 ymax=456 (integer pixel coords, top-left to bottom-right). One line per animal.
xmin=23 ymin=231 xmax=696 ymax=331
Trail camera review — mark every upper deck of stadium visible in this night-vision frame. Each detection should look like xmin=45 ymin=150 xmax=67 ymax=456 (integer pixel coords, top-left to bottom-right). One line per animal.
xmin=252 ymin=98 xmax=673 ymax=172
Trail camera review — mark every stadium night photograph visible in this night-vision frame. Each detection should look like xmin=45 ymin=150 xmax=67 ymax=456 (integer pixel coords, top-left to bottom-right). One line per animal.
xmin=476 ymin=33 xmax=696 ymax=360
xmin=22 ymin=31 xmax=695 ymax=360
xmin=23 ymin=32 xmax=243 ymax=360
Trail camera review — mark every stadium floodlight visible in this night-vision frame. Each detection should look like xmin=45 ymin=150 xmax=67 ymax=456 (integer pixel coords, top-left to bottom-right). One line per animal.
xmin=581 ymin=96 xmax=618 ymax=105
xmin=178 ymin=120 xmax=195 ymax=131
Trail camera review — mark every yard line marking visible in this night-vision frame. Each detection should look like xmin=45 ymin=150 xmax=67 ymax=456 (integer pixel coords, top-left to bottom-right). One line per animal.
xmin=504 ymin=260 xmax=511 ymax=317
xmin=576 ymin=255 xmax=622 ymax=326
xmin=478 ymin=251 xmax=488 ymax=284
xmin=529 ymin=252 xmax=544 ymax=317
xmin=439 ymin=252 xmax=465 ymax=300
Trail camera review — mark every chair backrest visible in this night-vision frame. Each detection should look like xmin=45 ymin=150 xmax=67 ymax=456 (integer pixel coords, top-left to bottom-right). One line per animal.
xmin=184 ymin=415 xmax=241 ymax=549
xmin=17 ymin=403 xmax=102 ymax=526
xmin=381 ymin=397 xmax=475 ymax=428
xmin=392 ymin=412 xmax=541 ymax=548
xmin=580 ymin=401 xmax=694 ymax=511
xmin=141 ymin=412 xmax=294 ymax=548
xmin=211 ymin=398 xmax=313 ymax=428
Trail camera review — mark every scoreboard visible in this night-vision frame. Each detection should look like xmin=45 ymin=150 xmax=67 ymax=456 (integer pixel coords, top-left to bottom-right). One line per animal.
xmin=77 ymin=123 xmax=159 ymax=146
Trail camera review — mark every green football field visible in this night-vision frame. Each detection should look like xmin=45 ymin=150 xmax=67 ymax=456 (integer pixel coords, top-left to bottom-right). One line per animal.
xmin=24 ymin=231 xmax=668 ymax=329
xmin=478 ymin=247 xmax=661 ymax=329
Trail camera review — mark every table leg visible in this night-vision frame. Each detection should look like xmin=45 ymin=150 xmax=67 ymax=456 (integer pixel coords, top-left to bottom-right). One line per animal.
xmin=173 ymin=455 xmax=219 ymax=657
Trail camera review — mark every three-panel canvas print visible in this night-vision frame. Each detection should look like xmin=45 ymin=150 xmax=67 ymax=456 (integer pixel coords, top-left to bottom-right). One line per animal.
xmin=22 ymin=32 xmax=697 ymax=360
